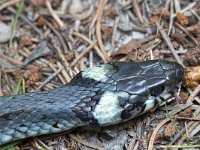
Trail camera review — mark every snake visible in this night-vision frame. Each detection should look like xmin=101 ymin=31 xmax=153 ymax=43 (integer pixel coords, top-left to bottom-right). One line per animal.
xmin=0 ymin=60 xmax=184 ymax=145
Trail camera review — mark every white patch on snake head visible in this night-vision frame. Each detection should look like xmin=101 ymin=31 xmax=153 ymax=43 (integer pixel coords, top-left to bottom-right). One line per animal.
xmin=82 ymin=64 xmax=113 ymax=81
xmin=142 ymin=99 xmax=156 ymax=113
xmin=93 ymin=91 xmax=123 ymax=126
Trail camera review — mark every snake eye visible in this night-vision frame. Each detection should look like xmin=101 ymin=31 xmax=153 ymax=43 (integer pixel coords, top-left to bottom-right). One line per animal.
xmin=150 ymin=86 xmax=164 ymax=97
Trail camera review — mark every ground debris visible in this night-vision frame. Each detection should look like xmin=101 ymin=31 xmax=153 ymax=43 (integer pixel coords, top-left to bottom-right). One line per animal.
xmin=0 ymin=0 xmax=199 ymax=149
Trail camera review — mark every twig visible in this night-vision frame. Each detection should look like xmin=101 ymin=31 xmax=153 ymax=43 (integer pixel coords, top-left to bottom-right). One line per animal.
xmin=96 ymin=0 xmax=110 ymax=62
xmin=39 ymin=4 xmax=94 ymax=20
xmin=169 ymin=121 xmax=194 ymax=144
xmin=189 ymin=123 xmax=200 ymax=138
xmin=176 ymin=114 xmax=200 ymax=150
xmin=34 ymin=138 xmax=50 ymax=150
xmin=176 ymin=116 xmax=200 ymax=121
xmin=53 ymin=44 xmax=69 ymax=67
xmin=36 ymin=67 xmax=63 ymax=91
xmin=0 ymin=0 xmax=20 ymax=11
xmin=174 ymin=0 xmax=181 ymax=12
xmin=190 ymin=10 xmax=200 ymax=21
xmin=68 ymin=134 xmax=104 ymax=150
xmin=89 ymin=0 xmax=105 ymax=30
xmin=72 ymin=31 xmax=107 ymax=63
xmin=148 ymin=118 xmax=170 ymax=150
xmin=7 ymin=7 xmax=44 ymax=38
xmin=45 ymin=20 xmax=68 ymax=53
xmin=169 ymin=103 xmax=193 ymax=116
xmin=156 ymin=23 xmax=183 ymax=66
xmin=160 ymin=145 xmax=200 ymax=149
xmin=168 ymin=0 xmax=174 ymax=35
xmin=175 ymin=22 xmax=199 ymax=46
xmin=71 ymin=41 xmax=97 ymax=67
xmin=46 ymin=0 xmax=64 ymax=28
xmin=132 ymin=0 xmax=144 ymax=24
xmin=149 ymin=103 xmax=199 ymax=150
xmin=171 ymin=2 xmax=196 ymax=18
xmin=133 ymin=140 xmax=140 ymax=150
xmin=111 ymin=17 xmax=119 ymax=49
xmin=187 ymin=84 xmax=200 ymax=103
xmin=57 ymin=62 xmax=71 ymax=82
xmin=0 ymin=53 xmax=22 ymax=65
xmin=48 ymin=63 xmax=66 ymax=85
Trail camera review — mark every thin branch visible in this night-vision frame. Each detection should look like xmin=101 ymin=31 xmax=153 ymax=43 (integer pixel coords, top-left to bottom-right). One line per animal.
xmin=156 ymin=23 xmax=183 ymax=66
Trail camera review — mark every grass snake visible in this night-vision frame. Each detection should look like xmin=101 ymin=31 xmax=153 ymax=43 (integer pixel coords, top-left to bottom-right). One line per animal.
xmin=0 ymin=60 xmax=184 ymax=145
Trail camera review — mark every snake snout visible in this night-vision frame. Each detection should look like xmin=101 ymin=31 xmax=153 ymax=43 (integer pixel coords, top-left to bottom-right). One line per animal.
xmin=160 ymin=60 xmax=184 ymax=84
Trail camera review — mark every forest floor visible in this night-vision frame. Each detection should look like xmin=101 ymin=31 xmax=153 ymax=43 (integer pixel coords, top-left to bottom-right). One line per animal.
xmin=0 ymin=0 xmax=200 ymax=149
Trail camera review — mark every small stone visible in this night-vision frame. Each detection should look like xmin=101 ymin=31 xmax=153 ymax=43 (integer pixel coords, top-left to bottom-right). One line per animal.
xmin=0 ymin=22 xmax=12 ymax=43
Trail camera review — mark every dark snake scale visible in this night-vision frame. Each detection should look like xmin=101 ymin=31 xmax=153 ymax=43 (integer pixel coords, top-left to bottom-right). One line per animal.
xmin=0 ymin=60 xmax=184 ymax=145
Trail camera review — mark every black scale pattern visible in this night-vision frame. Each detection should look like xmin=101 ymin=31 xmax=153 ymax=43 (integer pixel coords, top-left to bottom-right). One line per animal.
xmin=0 ymin=60 xmax=184 ymax=145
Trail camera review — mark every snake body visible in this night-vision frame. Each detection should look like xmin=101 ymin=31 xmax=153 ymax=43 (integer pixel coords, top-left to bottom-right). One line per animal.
xmin=0 ymin=60 xmax=184 ymax=145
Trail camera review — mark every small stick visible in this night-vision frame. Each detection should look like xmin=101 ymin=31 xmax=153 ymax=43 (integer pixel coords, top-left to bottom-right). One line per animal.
xmin=89 ymin=0 xmax=105 ymax=30
xmin=168 ymin=0 xmax=174 ymax=35
xmin=46 ymin=0 xmax=64 ymax=28
xmin=68 ymin=134 xmax=104 ymax=150
xmin=45 ymin=18 xmax=69 ymax=53
xmin=111 ymin=17 xmax=120 ymax=49
xmin=53 ymin=45 xmax=70 ymax=68
xmin=190 ymin=10 xmax=200 ymax=21
xmin=176 ymin=114 xmax=200 ymax=149
xmin=48 ymin=63 xmax=66 ymax=85
xmin=148 ymin=118 xmax=170 ymax=150
xmin=96 ymin=0 xmax=110 ymax=61
xmin=72 ymin=31 xmax=107 ymax=63
xmin=34 ymin=138 xmax=50 ymax=150
xmin=8 ymin=7 xmax=44 ymax=38
xmin=171 ymin=2 xmax=196 ymax=18
xmin=71 ymin=41 xmax=97 ymax=67
xmin=174 ymin=0 xmax=181 ymax=12
xmin=187 ymin=84 xmax=200 ymax=103
xmin=57 ymin=62 xmax=71 ymax=82
xmin=176 ymin=116 xmax=200 ymax=121
xmin=0 ymin=53 xmax=22 ymax=65
xmin=36 ymin=67 xmax=63 ymax=91
xmin=132 ymin=0 xmax=144 ymax=24
xmin=156 ymin=23 xmax=183 ymax=66
xmin=0 ymin=0 xmax=20 ymax=11
xmin=175 ymin=22 xmax=199 ymax=46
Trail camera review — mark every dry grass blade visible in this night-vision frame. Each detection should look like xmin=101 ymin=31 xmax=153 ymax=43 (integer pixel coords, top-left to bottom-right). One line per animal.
xmin=187 ymin=84 xmax=200 ymax=104
xmin=68 ymin=134 xmax=104 ymax=150
xmin=148 ymin=118 xmax=170 ymax=150
xmin=36 ymin=67 xmax=63 ymax=91
xmin=175 ymin=22 xmax=199 ymax=46
xmin=0 ymin=0 xmax=20 ymax=11
xmin=96 ymin=0 xmax=110 ymax=62
xmin=132 ymin=0 xmax=144 ymax=24
xmin=156 ymin=23 xmax=183 ymax=66
xmin=89 ymin=0 xmax=106 ymax=30
xmin=71 ymin=41 xmax=97 ymax=67
xmin=72 ymin=31 xmax=107 ymax=63
xmin=46 ymin=0 xmax=64 ymax=28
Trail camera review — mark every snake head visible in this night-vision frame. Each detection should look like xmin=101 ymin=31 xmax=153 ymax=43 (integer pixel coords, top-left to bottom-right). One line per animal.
xmin=110 ymin=60 xmax=184 ymax=120
xmin=81 ymin=60 xmax=184 ymax=125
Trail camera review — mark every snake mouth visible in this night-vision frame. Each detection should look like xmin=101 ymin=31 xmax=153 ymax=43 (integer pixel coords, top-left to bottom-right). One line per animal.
xmin=158 ymin=82 xmax=182 ymax=106
xmin=142 ymin=82 xmax=182 ymax=113
xmin=121 ymin=82 xmax=182 ymax=121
